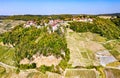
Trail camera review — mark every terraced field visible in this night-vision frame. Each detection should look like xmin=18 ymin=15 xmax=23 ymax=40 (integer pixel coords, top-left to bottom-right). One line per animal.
xmin=66 ymin=28 xmax=105 ymax=67
xmin=64 ymin=69 xmax=97 ymax=78
xmin=0 ymin=65 xmax=62 ymax=78
xmin=104 ymin=67 xmax=120 ymax=78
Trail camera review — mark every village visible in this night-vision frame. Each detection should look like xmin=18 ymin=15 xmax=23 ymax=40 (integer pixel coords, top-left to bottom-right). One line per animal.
xmin=23 ymin=17 xmax=94 ymax=32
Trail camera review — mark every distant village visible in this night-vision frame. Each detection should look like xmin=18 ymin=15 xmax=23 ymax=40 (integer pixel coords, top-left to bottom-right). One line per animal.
xmin=23 ymin=15 xmax=117 ymax=28
xmin=23 ymin=17 xmax=95 ymax=32
xmin=23 ymin=15 xmax=118 ymax=32
xmin=0 ymin=15 xmax=118 ymax=33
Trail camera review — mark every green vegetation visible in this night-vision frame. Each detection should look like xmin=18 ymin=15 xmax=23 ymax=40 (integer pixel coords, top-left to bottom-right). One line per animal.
xmin=66 ymin=29 xmax=101 ymax=67
xmin=1 ymin=24 xmax=70 ymax=73
xmin=19 ymin=63 xmax=36 ymax=70
xmin=37 ymin=32 xmax=67 ymax=57
xmin=37 ymin=65 xmax=55 ymax=73
xmin=111 ymin=17 xmax=120 ymax=28
xmin=79 ymin=32 xmax=107 ymax=42
xmin=103 ymin=40 xmax=120 ymax=61
xmin=107 ymin=61 xmax=120 ymax=67
xmin=69 ymin=18 xmax=120 ymax=39
xmin=58 ymin=60 xmax=72 ymax=70
xmin=0 ymin=66 xmax=6 ymax=77
xmin=65 ymin=69 xmax=97 ymax=78
xmin=6 ymin=15 xmax=73 ymax=21
xmin=1 ymin=15 xmax=120 ymax=78
xmin=7 ymin=15 xmax=42 ymax=21
xmin=0 ymin=46 xmax=15 ymax=66
xmin=0 ymin=36 xmax=3 ymax=42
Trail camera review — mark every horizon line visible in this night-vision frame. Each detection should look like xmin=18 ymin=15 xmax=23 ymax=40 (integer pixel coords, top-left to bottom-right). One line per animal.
xmin=0 ymin=12 xmax=120 ymax=16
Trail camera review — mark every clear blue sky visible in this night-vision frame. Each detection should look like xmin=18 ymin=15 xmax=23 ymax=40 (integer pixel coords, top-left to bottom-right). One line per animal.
xmin=0 ymin=0 xmax=120 ymax=15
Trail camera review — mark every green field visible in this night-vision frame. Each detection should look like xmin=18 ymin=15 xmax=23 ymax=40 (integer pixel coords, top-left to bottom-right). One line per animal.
xmin=0 ymin=46 xmax=15 ymax=66
xmin=66 ymin=29 xmax=102 ymax=67
xmin=65 ymin=69 xmax=97 ymax=78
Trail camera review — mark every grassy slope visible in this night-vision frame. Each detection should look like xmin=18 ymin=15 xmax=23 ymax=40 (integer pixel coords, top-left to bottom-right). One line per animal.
xmin=0 ymin=28 xmax=120 ymax=78
xmin=0 ymin=66 xmax=62 ymax=78
xmin=0 ymin=66 xmax=6 ymax=78
xmin=103 ymin=40 xmax=120 ymax=61
xmin=65 ymin=28 xmax=120 ymax=78
xmin=0 ymin=30 xmax=120 ymax=78
xmin=0 ymin=46 xmax=15 ymax=66
xmin=65 ymin=69 xmax=97 ymax=78
xmin=66 ymin=28 xmax=107 ymax=67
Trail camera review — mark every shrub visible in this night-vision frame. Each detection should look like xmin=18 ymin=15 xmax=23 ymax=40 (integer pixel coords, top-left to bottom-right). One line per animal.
xmin=37 ymin=65 xmax=55 ymax=73
xmin=19 ymin=63 xmax=36 ymax=69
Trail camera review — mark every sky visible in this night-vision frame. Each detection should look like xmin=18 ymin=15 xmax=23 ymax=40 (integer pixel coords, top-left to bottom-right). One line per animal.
xmin=0 ymin=0 xmax=120 ymax=15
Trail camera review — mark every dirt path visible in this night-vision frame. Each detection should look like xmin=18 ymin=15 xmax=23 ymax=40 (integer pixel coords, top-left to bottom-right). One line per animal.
xmin=0 ymin=62 xmax=16 ymax=69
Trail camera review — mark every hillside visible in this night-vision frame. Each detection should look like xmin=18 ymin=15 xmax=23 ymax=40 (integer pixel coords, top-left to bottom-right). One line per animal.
xmin=0 ymin=16 xmax=120 ymax=78
xmin=0 ymin=28 xmax=120 ymax=78
xmin=98 ymin=13 xmax=120 ymax=16
xmin=0 ymin=20 xmax=25 ymax=34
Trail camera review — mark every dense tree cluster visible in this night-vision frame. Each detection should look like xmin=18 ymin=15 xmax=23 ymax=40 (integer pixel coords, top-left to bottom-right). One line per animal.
xmin=69 ymin=18 xmax=120 ymax=39
xmin=111 ymin=17 xmax=120 ymax=28
xmin=1 ymin=25 xmax=70 ymax=68
xmin=37 ymin=65 xmax=55 ymax=73
xmin=7 ymin=15 xmax=42 ymax=21
xmin=19 ymin=63 xmax=36 ymax=69
xmin=6 ymin=15 xmax=73 ymax=21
